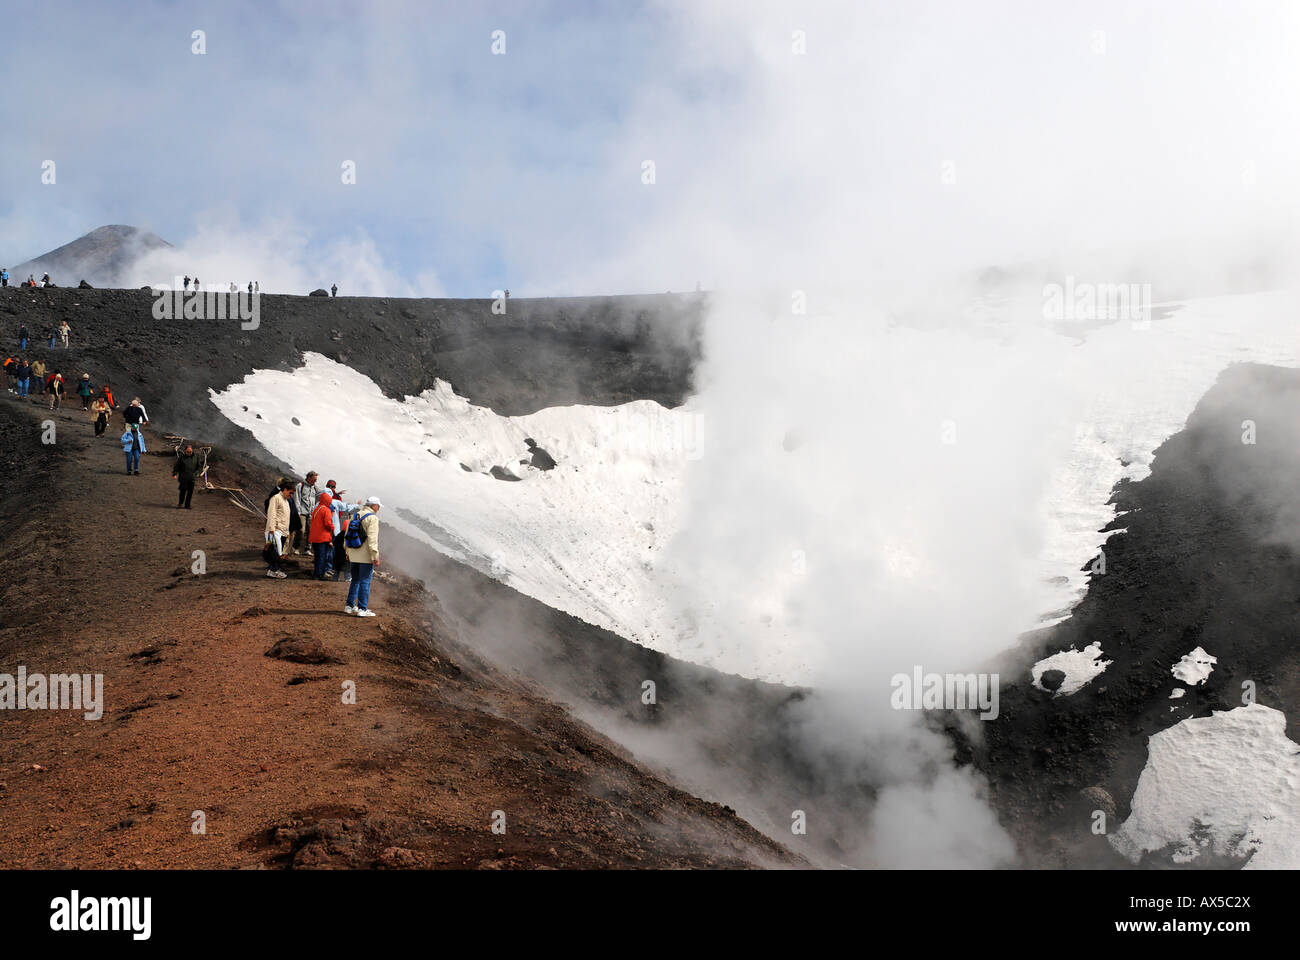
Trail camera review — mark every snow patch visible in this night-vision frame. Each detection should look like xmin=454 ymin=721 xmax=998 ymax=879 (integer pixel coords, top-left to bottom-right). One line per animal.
xmin=1030 ymin=642 xmax=1111 ymax=695
xmin=1111 ymin=704 xmax=1300 ymax=869
xmin=209 ymin=290 xmax=1299 ymax=685
xmin=1172 ymin=646 xmax=1217 ymax=686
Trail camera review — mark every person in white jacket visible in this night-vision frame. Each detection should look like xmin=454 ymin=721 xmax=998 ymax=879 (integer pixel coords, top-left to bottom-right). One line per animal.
xmin=344 ymin=497 xmax=381 ymax=617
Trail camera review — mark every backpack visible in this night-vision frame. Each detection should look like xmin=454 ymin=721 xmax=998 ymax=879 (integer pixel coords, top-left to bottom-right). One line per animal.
xmin=345 ymin=511 xmax=371 ymax=549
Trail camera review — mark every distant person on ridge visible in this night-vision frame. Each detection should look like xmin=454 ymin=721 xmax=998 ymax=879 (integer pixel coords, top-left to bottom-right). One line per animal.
xmin=1 ymin=268 xmax=8 ymax=287
xmin=41 ymin=273 xmax=52 ymax=288
xmin=121 ymin=421 xmax=146 ymax=475
xmin=309 ymin=490 xmax=336 ymax=579
xmin=248 ymin=282 xmax=253 ymax=295
xmin=76 ymin=373 xmax=94 ymax=409
xmin=172 ymin=443 xmax=201 ymax=509
xmin=90 ymin=395 xmax=111 ymax=437
xmin=264 ymin=479 xmax=293 ymax=578
xmin=344 ymin=497 xmax=382 ymax=617
xmin=330 ymin=284 xmax=337 ymax=297
xmin=292 ymin=472 xmax=320 ymax=555
xmin=58 ymin=320 xmax=71 ymax=348
xmin=183 ymin=276 xmax=191 ymax=292
xmin=18 ymin=323 xmax=28 ymax=350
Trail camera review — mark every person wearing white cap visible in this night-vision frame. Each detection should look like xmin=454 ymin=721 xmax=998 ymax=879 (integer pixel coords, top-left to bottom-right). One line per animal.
xmin=343 ymin=496 xmax=382 ymax=616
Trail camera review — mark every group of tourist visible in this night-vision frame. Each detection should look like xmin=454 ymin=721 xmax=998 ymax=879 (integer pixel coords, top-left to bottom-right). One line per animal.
xmin=264 ymin=471 xmax=383 ymax=617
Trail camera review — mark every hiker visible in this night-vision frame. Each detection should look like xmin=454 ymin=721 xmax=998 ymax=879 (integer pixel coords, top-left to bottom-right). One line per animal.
xmin=248 ymin=281 xmax=253 ymax=295
xmin=309 ymin=490 xmax=336 ymax=579
xmin=29 ymin=358 xmax=45 ymax=398
xmin=121 ymin=422 xmax=146 ymax=475
xmin=344 ymin=497 xmax=382 ymax=617
xmin=27 ymin=275 xmax=36 ymax=288
xmin=1 ymin=268 xmax=8 ymax=287
xmin=183 ymin=276 xmax=191 ymax=292
xmin=76 ymin=373 xmax=94 ymax=410
xmin=292 ymin=472 xmax=320 ymax=555
xmin=193 ymin=276 xmax=200 ymax=290
xmin=101 ymin=383 xmax=117 ymax=410
xmin=18 ymin=323 xmax=27 ymax=351
xmin=3 ymin=356 xmax=14 ymax=392
xmin=264 ymin=480 xmax=294 ymax=578
xmin=331 ymin=283 xmax=337 ymax=297
xmin=172 ymin=443 xmax=202 ymax=509
xmin=41 ymin=273 xmax=52 ymax=288
xmin=58 ymin=320 xmax=70 ymax=348
xmin=16 ymin=358 xmax=31 ymax=397
xmin=123 ymin=397 xmax=149 ymax=428
xmin=45 ymin=370 xmax=64 ymax=410
xmin=90 ymin=396 xmax=111 ymax=436
xmin=324 ymin=481 xmax=353 ymax=580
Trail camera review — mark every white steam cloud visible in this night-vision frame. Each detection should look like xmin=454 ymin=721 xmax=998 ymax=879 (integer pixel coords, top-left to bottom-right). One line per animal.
xmin=587 ymin=0 xmax=1300 ymax=865
xmin=126 ymin=216 xmax=444 ymax=297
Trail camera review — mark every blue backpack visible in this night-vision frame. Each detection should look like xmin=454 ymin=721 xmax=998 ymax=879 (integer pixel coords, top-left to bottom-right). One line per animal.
xmin=345 ymin=511 xmax=370 ymax=549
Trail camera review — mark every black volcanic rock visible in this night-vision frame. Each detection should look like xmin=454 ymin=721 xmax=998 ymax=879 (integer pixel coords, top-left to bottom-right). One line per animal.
xmin=3 ymin=286 xmax=702 ymax=446
xmin=1040 ymin=669 xmax=1066 ymax=692
xmin=981 ymin=362 xmax=1300 ymax=866
xmin=309 ymin=288 xmax=329 ymax=297
xmin=79 ymin=279 xmax=93 ymax=289
xmin=525 ymin=438 xmax=556 ymax=470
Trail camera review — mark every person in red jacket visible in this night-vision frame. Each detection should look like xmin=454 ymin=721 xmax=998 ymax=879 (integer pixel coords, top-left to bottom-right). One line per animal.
xmin=309 ymin=491 xmax=335 ymax=579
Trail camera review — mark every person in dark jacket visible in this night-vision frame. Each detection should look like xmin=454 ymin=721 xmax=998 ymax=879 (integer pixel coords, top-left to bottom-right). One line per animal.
xmin=76 ymin=373 xmax=94 ymax=409
xmin=18 ymin=323 xmax=27 ymax=350
xmin=172 ymin=444 xmax=202 ymax=509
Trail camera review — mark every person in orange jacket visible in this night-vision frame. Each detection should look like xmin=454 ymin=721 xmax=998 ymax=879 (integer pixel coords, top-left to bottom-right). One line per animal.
xmin=309 ymin=490 xmax=336 ymax=579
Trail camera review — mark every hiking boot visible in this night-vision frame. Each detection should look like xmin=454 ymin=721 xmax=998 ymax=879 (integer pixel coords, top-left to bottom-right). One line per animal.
xmin=355 ymin=609 xmax=376 ymax=618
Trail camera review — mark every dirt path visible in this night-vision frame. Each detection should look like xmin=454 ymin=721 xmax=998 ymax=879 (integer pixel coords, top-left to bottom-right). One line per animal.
xmin=0 ymin=394 xmax=798 ymax=869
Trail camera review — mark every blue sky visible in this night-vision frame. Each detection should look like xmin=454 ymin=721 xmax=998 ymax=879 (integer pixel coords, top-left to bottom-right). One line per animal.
xmin=3 ymin=0 xmax=1299 ymax=297
xmin=0 ymin=0 xmax=697 ymax=294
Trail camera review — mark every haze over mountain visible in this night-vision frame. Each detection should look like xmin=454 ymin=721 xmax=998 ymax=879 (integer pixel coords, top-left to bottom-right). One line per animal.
xmin=8 ymin=224 xmax=170 ymax=287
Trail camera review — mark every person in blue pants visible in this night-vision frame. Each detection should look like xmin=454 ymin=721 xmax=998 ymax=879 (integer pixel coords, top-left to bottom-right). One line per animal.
xmin=121 ymin=424 xmax=146 ymax=474
xmin=344 ymin=497 xmax=382 ymax=617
